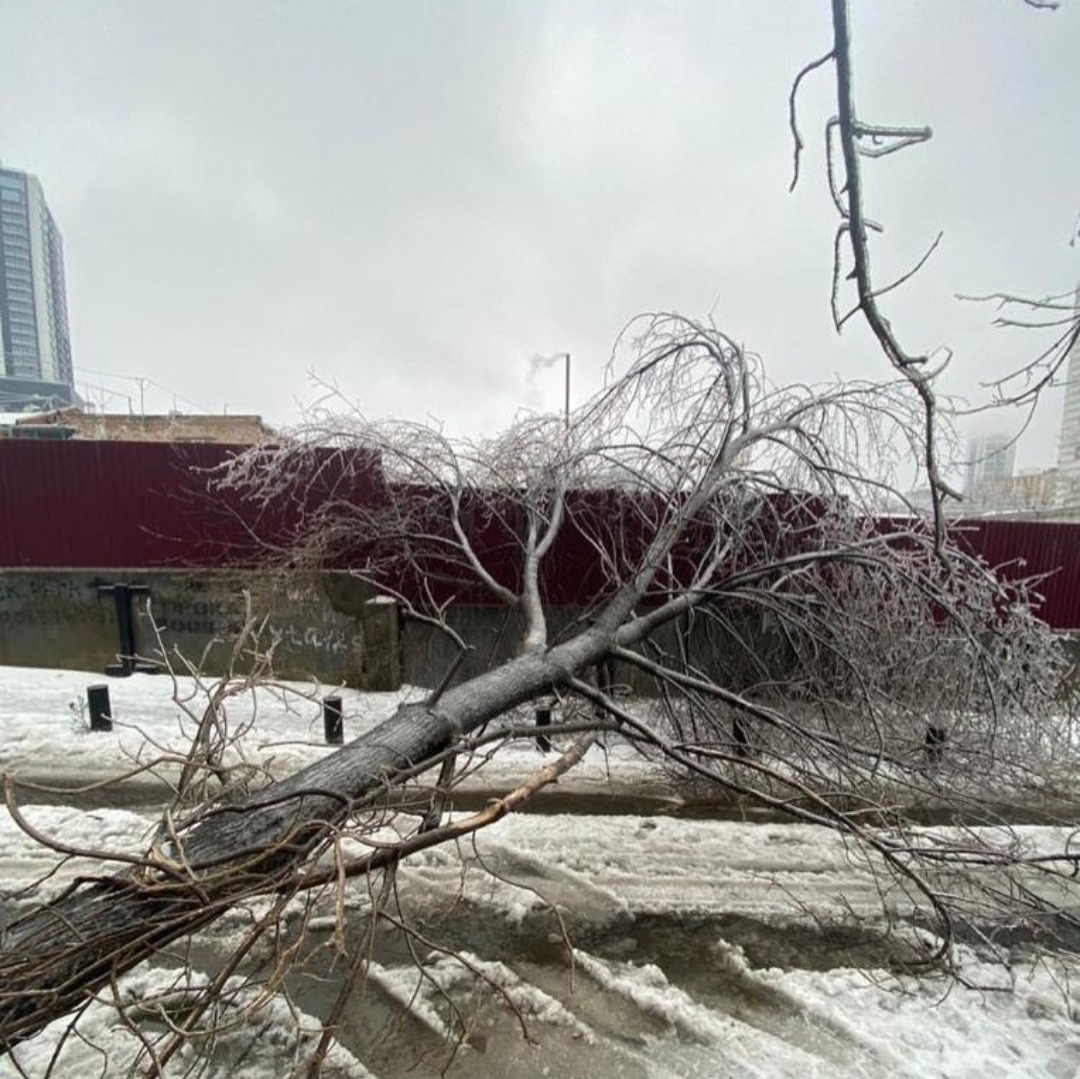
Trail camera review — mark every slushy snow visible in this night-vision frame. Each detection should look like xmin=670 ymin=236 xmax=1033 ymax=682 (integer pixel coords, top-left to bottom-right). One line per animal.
xmin=1 ymin=665 xmax=1077 ymax=1078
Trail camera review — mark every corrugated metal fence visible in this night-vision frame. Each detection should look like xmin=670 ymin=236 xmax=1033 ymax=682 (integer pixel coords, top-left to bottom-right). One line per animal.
xmin=2 ymin=440 xmax=1079 ymax=629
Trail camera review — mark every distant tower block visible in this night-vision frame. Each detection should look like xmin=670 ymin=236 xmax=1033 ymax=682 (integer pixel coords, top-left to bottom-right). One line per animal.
xmin=964 ymin=432 xmax=1015 ymax=496
xmin=0 ymin=165 xmax=77 ymax=410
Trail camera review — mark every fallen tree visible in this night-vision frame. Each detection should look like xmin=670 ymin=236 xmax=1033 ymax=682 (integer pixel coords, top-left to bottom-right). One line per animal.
xmin=1 ymin=315 xmax=1074 ymax=1058
xmin=4 ymin=1 xmax=1079 ymax=1065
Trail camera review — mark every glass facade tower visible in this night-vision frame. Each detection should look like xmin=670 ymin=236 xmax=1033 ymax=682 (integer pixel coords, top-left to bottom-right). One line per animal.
xmin=0 ymin=166 xmax=76 ymax=408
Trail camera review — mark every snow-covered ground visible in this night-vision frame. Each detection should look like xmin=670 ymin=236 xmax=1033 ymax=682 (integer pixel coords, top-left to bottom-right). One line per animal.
xmin=1 ymin=665 xmax=1078 ymax=1078
xmin=0 ymin=663 xmax=662 ymax=795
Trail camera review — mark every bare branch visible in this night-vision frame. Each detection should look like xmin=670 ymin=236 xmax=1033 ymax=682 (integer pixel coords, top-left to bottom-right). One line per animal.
xmin=788 ymin=48 xmax=835 ymax=192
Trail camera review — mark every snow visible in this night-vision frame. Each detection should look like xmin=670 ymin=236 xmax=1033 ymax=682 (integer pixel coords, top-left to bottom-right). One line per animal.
xmin=0 ymin=967 xmax=376 ymax=1079
xmin=1 ymin=664 xmax=1079 ymax=1078
xmin=0 ymin=664 xmax=416 ymax=789
xmin=0 ymin=804 xmax=154 ymax=902
xmin=0 ymin=664 xmax=660 ymax=795
xmin=756 ymin=957 xmax=1080 ymax=1079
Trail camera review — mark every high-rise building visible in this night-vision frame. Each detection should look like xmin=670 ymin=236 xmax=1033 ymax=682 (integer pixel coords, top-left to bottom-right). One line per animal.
xmin=0 ymin=165 xmax=76 ymax=410
xmin=964 ymin=432 xmax=1016 ymax=497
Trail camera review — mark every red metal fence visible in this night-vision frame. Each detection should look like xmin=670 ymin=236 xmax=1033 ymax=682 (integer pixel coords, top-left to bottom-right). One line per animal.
xmin=2 ymin=440 xmax=1078 ymax=628
xmin=949 ymin=518 xmax=1080 ymax=631
xmin=0 ymin=440 xmax=384 ymax=570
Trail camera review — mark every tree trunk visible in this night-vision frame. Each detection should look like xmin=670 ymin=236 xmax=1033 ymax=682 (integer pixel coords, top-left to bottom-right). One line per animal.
xmin=0 ymin=634 xmax=608 ymax=1052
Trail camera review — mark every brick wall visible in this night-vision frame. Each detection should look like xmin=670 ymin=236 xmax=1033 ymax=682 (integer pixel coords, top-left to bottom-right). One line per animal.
xmin=12 ymin=410 xmax=273 ymax=444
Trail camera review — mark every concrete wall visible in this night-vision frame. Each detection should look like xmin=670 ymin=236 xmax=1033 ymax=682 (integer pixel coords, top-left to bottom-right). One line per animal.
xmin=399 ymin=603 xmax=793 ymax=695
xmin=5 ymin=571 xmax=1076 ymax=706
xmin=0 ymin=570 xmax=400 ymax=689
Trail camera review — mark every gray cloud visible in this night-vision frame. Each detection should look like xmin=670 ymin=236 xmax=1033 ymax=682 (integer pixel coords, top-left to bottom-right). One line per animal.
xmin=0 ymin=0 xmax=1075 ymax=468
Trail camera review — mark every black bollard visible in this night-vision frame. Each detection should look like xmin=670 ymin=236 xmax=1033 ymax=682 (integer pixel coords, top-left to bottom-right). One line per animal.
xmin=924 ymin=724 xmax=947 ymax=765
xmin=323 ymin=696 xmax=344 ymax=745
xmin=87 ymin=684 xmax=113 ymax=732
xmin=535 ymin=703 xmax=552 ymax=752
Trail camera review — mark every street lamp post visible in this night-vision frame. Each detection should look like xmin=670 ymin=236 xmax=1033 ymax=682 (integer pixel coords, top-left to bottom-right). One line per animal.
xmin=562 ymin=352 xmax=571 ymax=429
xmin=529 ymin=350 xmax=572 ymax=426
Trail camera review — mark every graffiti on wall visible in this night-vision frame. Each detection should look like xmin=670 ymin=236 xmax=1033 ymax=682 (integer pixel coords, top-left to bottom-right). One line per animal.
xmin=0 ymin=577 xmax=88 ymax=604
xmin=0 ymin=577 xmax=105 ymax=627
xmin=273 ymin=623 xmax=353 ymax=656
xmin=0 ymin=572 xmax=371 ymax=681
xmin=150 ymin=597 xmax=230 ymax=637
xmin=149 ymin=595 xmax=356 ymax=659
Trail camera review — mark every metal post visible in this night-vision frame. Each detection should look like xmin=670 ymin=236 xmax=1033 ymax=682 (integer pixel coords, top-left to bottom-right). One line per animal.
xmin=87 ymin=684 xmax=113 ymax=732
xmin=535 ymin=703 xmax=552 ymax=752
xmin=924 ymin=724 xmax=947 ymax=765
xmin=563 ymin=352 xmax=571 ymax=429
xmin=323 ymin=696 xmax=344 ymax=745
xmin=96 ymin=580 xmax=152 ymax=676
xmin=113 ymin=584 xmax=137 ymax=673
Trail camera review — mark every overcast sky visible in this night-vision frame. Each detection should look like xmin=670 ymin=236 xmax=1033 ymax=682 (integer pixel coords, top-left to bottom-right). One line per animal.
xmin=1 ymin=1 xmax=1076 ymax=468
